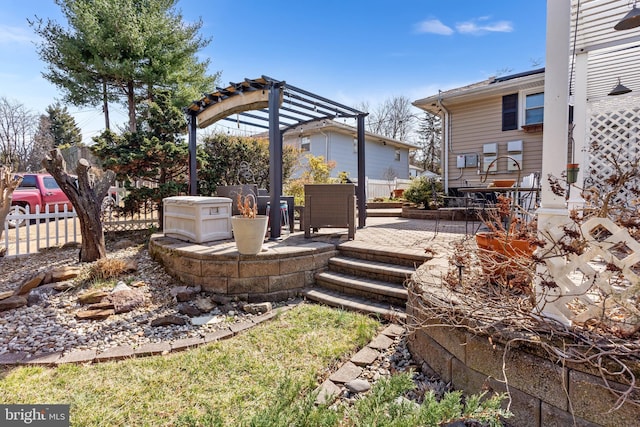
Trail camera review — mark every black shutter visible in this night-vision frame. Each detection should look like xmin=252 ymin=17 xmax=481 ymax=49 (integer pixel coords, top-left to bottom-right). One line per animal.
xmin=502 ymin=94 xmax=518 ymax=131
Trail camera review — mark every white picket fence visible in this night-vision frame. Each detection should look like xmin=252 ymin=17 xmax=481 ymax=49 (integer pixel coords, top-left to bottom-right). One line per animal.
xmin=358 ymin=178 xmax=413 ymax=200
xmin=2 ymin=203 xmax=159 ymax=257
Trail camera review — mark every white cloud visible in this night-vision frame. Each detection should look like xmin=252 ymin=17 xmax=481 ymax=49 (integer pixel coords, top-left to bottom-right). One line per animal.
xmin=414 ymin=19 xmax=454 ymax=36
xmin=456 ymin=19 xmax=513 ymax=35
xmin=0 ymin=25 xmax=34 ymax=45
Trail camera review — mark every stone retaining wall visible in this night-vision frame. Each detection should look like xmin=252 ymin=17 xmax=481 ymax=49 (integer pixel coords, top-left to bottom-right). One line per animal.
xmin=406 ymin=286 xmax=639 ymax=427
xmin=149 ymin=234 xmax=336 ymax=302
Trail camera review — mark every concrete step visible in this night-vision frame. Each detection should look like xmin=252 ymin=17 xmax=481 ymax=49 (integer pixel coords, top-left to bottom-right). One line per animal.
xmin=303 ymin=288 xmax=406 ymax=322
xmin=315 ymin=271 xmax=408 ymax=306
xmin=337 ymin=240 xmax=432 ymax=268
xmin=366 ymin=209 xmax=402 ymax=217
xmin=328 ymin=256 xmax=413 ymax=285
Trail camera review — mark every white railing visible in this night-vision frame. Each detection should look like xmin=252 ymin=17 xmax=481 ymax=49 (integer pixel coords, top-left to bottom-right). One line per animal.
xmin=2 ymin=202 xmax=159 ymax=257
xmin=356 ymin=177 xmax=413 ymax=200
xmin=2 ymin=205 xmax=79 ymax=257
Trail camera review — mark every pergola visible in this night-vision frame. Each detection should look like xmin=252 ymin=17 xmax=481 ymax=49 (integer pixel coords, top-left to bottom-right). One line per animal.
xmin=184 ymin=76 xmax=368 ymax=240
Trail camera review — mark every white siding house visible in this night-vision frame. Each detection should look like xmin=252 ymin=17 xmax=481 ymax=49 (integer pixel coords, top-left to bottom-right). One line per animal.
xmin=282 ymin=120 xmax=417 ymax=180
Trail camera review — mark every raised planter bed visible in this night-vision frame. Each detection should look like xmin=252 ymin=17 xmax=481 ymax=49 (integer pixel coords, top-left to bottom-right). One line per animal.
xmin=406 ymin=278 xmax=640 ymax=427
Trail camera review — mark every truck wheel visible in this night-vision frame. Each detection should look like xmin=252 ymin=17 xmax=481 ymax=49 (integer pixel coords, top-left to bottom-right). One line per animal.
xmin=7 ymin=205 xmax=28 ymax=228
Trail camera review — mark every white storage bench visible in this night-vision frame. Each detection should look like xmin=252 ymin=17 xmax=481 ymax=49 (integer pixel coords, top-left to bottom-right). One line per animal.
xmin=163 ymin=196 xmax=232 ymax=243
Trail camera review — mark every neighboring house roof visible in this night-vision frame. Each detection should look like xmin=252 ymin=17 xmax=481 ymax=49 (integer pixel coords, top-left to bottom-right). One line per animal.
xmin=409 ymin=165 xmax=439 ymax=179
xmin=283 ymin=120 xmax=420 ymax=150
xmin=413 ymin=68 xmax=545 ymax=115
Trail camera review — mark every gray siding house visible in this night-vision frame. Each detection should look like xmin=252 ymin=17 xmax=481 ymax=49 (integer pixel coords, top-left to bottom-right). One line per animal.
xmin=282 ymin=120 xmax=417 ymax=180
xmin=413 ymin=68 xmax=546 ymax=194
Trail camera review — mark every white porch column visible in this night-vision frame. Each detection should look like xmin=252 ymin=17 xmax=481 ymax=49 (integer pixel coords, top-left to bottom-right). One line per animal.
xmin=535 ymin=0 xmax=572 ymax=323
xmin=567 ymin=51 xmax=588 ymax=211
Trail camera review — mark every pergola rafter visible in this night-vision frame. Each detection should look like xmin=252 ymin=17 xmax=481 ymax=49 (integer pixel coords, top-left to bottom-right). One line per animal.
xmin=185 ymin=75 xmax=368 ymax=240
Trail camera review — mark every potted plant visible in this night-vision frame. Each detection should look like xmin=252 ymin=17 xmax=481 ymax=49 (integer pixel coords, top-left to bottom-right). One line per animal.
xmin=475 ymin=194 xmax=543 ymax=292
xmin=230 ymin=193 xmax=269 ymax=255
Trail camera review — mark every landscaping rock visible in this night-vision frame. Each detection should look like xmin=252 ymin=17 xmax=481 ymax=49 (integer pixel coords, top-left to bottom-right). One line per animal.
xmin=76 ymin=308 xmax=115 ymax=320
xmin=27 ymin=287 xmax=57 ymax=306
xmin=129 ymin=280 xmax=147 ymax=288
xmin=14 ymin=272 xmax=46 ymax=295
xmin=242 ymin=302 xmax=272 ymax=315
xmin=107 ymin=284 xmax=145 ymax=314
xmin=109 ymin=282 xmax=145 ymax=309
xmin=50 ymin=266 xmax=81 ymax=283
xmin=78 ymin=290 xmax=109 ymax=305
xmin=86 ymin=301 xmax=115 ymax=310
xmin=150 ymin=315 xmax=187 ymax=327
xmin=170 ymin=285 xmax=201 ymax=302
xmin=345 ymin=379 xmax=371 ymax=393
xmin=329 ymin=361 xmax=363 ymax=384
xmin=194 ymin=296 xmax=216 ymax=313
xmin=315 ymin=379 xmax=342 ymax=405
xmin=53 ymin=282 xmax=75 ymax=291
xmin=177 ymin=303 xmax=201 ymax=317
xmin=0 ymin=295 xmax=27 ymax=311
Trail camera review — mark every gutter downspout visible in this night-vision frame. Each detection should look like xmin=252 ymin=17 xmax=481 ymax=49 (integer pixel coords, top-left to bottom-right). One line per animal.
xmin=438 ymin=93 xmax=451 ymax=192
xmin=319 ymin=129 xmax=330 ymax=164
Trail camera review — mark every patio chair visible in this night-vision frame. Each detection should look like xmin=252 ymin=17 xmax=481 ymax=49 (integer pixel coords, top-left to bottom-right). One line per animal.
xmin=215 ymin=184 xmax=258 ymax=216
xmin=303 ymin=183 xmax=356 ymax=239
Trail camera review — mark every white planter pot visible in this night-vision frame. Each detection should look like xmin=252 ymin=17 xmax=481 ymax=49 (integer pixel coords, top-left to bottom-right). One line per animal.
xmin=231 ymin=215 xmax=269 ymax=255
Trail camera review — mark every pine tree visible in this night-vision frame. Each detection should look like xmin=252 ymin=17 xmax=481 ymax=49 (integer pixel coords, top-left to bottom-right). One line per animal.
xmin=30 ymin=0 xmax=217 ymax=132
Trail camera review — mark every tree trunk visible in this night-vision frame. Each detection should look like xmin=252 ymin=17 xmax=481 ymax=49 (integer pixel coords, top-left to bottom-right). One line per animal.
xmin=102 ymin=80 xmax=110 ymax=130
xmin=0 ymin=167 xmax=22 ymax=242
xmin=42 ymin=149 xmax=115 ymax=262
xmin=127 ymin=80 xmax=136 ymax=133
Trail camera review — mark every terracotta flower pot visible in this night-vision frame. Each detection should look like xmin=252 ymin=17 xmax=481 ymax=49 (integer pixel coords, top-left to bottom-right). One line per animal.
xmin=475 ymin=232 xmax=535 ymax=289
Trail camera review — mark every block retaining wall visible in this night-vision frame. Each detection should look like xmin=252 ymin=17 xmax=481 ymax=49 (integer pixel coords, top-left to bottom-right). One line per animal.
xmin=149 ymin=234 xmax=336 ymax=302
xmin=406 ymin=285 xmax=639 ymax=427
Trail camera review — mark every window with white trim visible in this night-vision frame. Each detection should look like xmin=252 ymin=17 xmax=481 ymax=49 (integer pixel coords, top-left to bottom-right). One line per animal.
xmin=521 ymin=91 xmax=544 ymax=126
xmin=300 ymin=136 xmax=310 ymax=152
xmin=394 ymin=149 xmax=400 ymax=161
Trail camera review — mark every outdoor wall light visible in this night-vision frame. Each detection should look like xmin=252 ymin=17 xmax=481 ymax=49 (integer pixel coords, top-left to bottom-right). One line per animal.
xmin=608 ymin=78 xmax=632 ymax=96
xmin=614 ymin=2 xmax=640 ymax=30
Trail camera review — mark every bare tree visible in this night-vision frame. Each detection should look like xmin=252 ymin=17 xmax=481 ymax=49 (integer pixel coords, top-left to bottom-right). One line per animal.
xmin=0 ymin=97 xmax=39 ymax=171
xmin=365 ymin=96 xmax=416 ymax=141
xmin=0 ymin=166 xmax=22 ymax=247
xmin=42 ymin=149 xmax=115 ymax=262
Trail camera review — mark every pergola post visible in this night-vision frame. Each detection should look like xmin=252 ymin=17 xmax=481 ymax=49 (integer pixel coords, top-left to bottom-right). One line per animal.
xmin=188 ymin=112 xmax=198 ymax=196
xmin=357 ymin=113 xmax=367 ymax=228
xmin=268 ymin=82 xmax=283 ymax=240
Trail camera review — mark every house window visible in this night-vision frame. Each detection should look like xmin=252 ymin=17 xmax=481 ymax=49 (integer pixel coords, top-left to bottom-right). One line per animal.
xmin=353 ymin=138 xmax=357 ymax=153
xmin=394 ymin=149 xmax=400 ymax=161
xmin=524 ymin=92 xmax=544 ymax=125
xmin=502 ymin=93 xmax=518 ymax=131
xmin=300 ymin=136 xmax=310 ymax=152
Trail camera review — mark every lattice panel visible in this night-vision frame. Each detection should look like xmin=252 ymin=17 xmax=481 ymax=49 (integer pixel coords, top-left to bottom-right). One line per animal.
xmin=537 ymin=217 xmax=640 ymax=329
xmin=586 ymin=97 xmax=640 ymax=206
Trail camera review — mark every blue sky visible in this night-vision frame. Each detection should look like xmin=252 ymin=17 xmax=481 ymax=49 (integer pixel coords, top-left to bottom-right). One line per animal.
xmin=0 ymin=1 xmax=547 ymax=143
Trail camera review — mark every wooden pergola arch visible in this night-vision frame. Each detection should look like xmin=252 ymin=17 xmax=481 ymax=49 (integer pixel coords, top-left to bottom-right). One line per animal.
xmin=185 ymin=76 xmax=368 ymax=240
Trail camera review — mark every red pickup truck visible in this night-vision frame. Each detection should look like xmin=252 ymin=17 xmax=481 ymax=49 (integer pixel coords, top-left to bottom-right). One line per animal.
xmin=7 ymin=173 xmax=75 ymax=227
